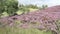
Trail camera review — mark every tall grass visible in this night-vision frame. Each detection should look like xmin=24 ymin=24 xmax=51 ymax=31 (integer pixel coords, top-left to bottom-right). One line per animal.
xmin=0 ymin=26 xmax=52 ymax=34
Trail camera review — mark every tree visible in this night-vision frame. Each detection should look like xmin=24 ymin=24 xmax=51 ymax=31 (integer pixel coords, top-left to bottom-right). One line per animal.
xmin=0 ymin=0 xmax=18 ymax=16
xmin=42 ymin=5 xmax=48 ymax=9
xmin=25 ymin=4 xmax=38 ymax=9
xmin=19 ymin=4 xmax=30 ymax=14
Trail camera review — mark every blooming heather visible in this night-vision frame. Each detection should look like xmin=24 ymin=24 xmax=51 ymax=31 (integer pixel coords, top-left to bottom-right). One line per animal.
xmin=0 ymin=5 xmax=60 ymax=33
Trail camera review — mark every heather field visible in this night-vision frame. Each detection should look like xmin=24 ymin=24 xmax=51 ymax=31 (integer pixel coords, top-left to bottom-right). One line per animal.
xmin=0 ymin=0 xmax=60 ymax=34
xmin=0 ymin=5 xmax=60 ymax=34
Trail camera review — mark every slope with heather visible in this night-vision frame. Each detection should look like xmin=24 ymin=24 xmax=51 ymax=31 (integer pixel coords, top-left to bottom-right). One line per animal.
xmin=0 ymin=5 xmax=60 ymax=34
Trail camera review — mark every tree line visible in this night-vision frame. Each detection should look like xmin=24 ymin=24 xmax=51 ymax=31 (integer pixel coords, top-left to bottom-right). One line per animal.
xmin=0 ymin=0 xmax=48 ymax=18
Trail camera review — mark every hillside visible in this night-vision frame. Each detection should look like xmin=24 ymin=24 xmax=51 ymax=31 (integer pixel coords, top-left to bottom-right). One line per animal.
xmin=0 ymin=5 xmax=60 ymax=34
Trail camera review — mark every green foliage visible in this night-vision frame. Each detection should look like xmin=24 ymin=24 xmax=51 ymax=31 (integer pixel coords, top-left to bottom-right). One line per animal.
xmin=25 ymin=4 xmax=39 ymax=9
xmin=55 ymin=20 xmax=60 ymax=34
xmin=18 ymin=4 xmax=48 ymax=15
xmin=19 ymin=4 xmax=30 ymax=14
xmin=41 ymin=5 xmax=48 ymax=9
xmin=0 ymin=0 xmax=48 ymax=17
xmin=18 ymin=4 xmax=44 ymax=14
xmin=0 ymin=0 xmax=18 ymax=16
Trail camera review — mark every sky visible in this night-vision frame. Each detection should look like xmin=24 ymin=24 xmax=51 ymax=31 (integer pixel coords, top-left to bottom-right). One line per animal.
xmin=18 ymin=0 xmax=60 ymax=7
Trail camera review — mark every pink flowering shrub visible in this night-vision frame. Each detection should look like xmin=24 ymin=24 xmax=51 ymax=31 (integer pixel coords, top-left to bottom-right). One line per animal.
xmin=0 ymin=5 xmax=60 ymax=34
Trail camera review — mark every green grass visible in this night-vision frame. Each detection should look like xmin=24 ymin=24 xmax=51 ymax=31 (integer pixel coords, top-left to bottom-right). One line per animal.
xmin=16 ymin=8 xmax=38 ymax=15
xmin=1 ymin=12 xmax=9 ymax=17
xmin=0 ymin=26 xmax=52 ymax=34
xmin=29 ymin=8 xmax=38 ymax=11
